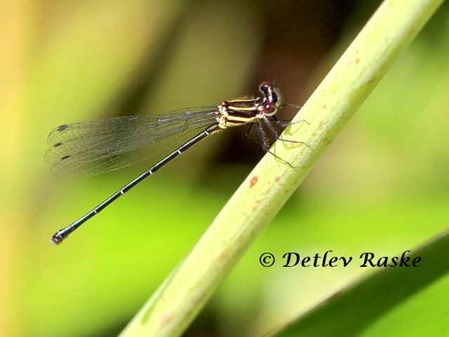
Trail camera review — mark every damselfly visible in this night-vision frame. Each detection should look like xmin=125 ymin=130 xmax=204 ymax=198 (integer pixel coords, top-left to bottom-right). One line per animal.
xmin=47 ymin=82 xmax=303 ymax=244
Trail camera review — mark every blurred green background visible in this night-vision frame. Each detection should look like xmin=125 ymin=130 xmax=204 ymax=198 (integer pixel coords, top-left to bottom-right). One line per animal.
xmin=2 ymin=0 xmax=448 ymax=336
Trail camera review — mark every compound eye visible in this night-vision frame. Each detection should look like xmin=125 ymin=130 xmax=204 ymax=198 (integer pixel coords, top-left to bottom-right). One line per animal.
xmin=262 ymin=101 xmax=275 ymax=114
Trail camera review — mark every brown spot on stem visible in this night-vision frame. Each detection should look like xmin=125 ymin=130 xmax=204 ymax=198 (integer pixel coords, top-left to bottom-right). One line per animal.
xmin=160 ymin=312 xmax=173 ymax=327
xmin=217 ymin=250 xmax=229 ymax=263
xmin=249 ymin=176 xmax=258 ymax=188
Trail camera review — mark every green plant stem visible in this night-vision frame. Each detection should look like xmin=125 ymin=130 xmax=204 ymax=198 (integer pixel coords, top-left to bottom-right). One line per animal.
xmin=120 ymin=0 xmax=444 ymax=336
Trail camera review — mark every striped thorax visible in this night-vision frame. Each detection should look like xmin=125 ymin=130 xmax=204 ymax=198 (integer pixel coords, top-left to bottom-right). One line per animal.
xmin=217 ymin=82 xmax=282 ymax=129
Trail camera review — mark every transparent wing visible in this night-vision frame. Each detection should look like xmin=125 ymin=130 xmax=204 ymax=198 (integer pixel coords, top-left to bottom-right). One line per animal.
xmin=45 ymin=107 xmax=218 ymax=175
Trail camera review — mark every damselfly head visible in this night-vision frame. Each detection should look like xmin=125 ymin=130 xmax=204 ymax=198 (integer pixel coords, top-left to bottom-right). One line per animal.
xmin=258 ymin=81 xmax=282 ymax=117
